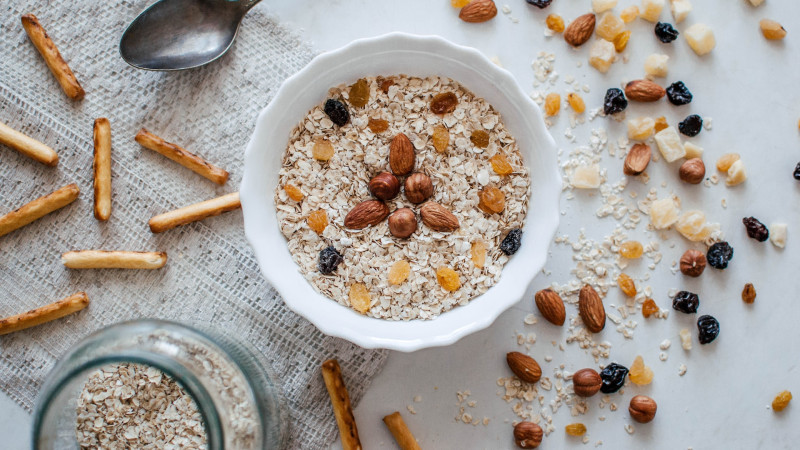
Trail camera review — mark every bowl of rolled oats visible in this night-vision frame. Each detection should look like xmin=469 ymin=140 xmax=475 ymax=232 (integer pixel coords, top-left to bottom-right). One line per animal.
xmin=240 ymin=33 xmax=560 ymax=351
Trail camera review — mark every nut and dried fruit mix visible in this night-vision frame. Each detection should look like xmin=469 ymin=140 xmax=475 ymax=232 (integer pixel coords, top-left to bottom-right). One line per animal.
xmin=275 ymin=75 xmax=530 ymax=319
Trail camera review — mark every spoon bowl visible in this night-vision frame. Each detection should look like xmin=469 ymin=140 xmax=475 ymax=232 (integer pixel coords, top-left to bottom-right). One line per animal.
xmin=120 ymin=0 xmax=260 ymax=70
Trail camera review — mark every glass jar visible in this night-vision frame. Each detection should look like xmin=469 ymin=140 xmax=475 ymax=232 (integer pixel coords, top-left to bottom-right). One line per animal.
xmin=33 ymin=320 xmax=287 ymax=449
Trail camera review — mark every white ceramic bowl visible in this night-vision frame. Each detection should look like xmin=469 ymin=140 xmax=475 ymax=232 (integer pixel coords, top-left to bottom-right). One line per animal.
xmin=241 ymin=33 xmax=560 ymax=352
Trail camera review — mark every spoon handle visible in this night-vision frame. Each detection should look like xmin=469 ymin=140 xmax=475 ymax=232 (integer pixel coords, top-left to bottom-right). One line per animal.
xmin=242 ymin=0 xmax=264 ymax=11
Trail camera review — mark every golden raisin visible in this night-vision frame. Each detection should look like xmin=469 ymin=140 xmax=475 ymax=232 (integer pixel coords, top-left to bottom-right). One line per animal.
xmin=619 ymin=240 xmax=643 ymax=259
xmin=432 ymin=124 xmax=450 ymax=153
xmin=307 ymin=210 xmax=328 ymax=234
xmin=772 ymin=391 xmax=793 ymax=412
xmin=436 ymin=266 xmax=461 ymax=292
xmin=368 ymin=118 xmax=389 ymax=133
xmin=617 ymin=273 xmax=637 ymax=297
xmin=546 ymin=14 xmax=565 ymax=33
xmin=348 ymin=283 xmax=371 ymax=313
xmin=470 ymin=130 xmax=490 ymax=148
xmin=742 ymin=283 xmax=756 ymax=304
xmin=544 ymin=93 xmax=561 ymax=116
xmin=478 ymin=186 xmax=505 ymax=214
xmin=451 ymin=0 xmax=470 ymax=7
xmin=629 ymin=355 xmax=654 ymax=385
xmin=348 ymin=78 xmax=370 ymax=108
xmin=430 ymin=92 xmax=458 ymax=115
xmin=654 ymin=116 xmax=669 ymax=133
xmin=312 ymin=138 xmax=334 ymax=161
xmin=613 ymin=30 xmax=631 ymax=52
xmin=379 ymin=77 xmax=394 ymax=93
xmin=490 ymin=154 xmax=513 ymax=175
xmin=471 ymin=240 xmax=487 ymax=269
xmin=284 ymin=184 xmax=304 ymax=201
xmin=388 ymin=260 xmax=411 ymax=285
xmin=565 ymin=423 xmax=587 ymax=437
xmin=641 ymin=298 xmax=659 ymax=318
xmin=716 ymin=153 xmax=740 ymax=172
xmin=567 ymin=93 xmax=585 ymax=114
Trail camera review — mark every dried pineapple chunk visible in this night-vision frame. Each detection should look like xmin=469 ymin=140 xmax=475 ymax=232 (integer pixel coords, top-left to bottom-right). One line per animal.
xmin=685 ymin=23 xmax=716 ymax=55
xmin=640 ymin=0 xmax=665 ymax=22
xmin=654 ymin=126 xmax=685 ymax=162
xmin=649 ymin=198 xmax=680 ymax=229
xmin=589 ymin=40 xmax=617 ymax=73
xmin=571 ymin=165 xmax=602 ymax=189
xmin=627 ymin=117 xmax=656 ymax=140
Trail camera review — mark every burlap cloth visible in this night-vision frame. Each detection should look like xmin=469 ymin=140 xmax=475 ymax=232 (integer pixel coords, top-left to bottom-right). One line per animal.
xmin=0 ymin=2 xmax=388 ymax=448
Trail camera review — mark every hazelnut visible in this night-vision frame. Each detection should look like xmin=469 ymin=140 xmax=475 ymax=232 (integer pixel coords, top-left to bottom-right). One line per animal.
xmin=679 ymin=158 xmax=706 ymax=184
xmin=513 ymin=421 xmax=543 ymax=448
xmin=628 ymin=395 xmax=657 ymax=423
xmin=679 ymin=249 xmax=706 ymax=277
xmin=387 ymin=208 xmax=417 ymax=238
xmin=404 ymin=172 xmax=434 ymax=204
xmin=572 ymin=368 xmax=602 ymax=397
xmin=368 ymin=172 xmax=400 ymax=200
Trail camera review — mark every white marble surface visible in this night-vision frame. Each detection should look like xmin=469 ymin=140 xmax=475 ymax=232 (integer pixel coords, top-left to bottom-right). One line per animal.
xmin=4 ymin=0 xmax=799 ymax=448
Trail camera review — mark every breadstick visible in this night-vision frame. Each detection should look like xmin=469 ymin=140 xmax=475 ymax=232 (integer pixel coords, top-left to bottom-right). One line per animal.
xmin=0 ymin=184 xmax=79 ymax=237
xmin=148 ymin=192 xmax=240 ymax=233
xmin=62 ymin=250 xmax=167 ymax=269
xmin=0 ymin=120 xmax=59 ymax=166
xmin=20 ymin=14 xmax=84 ymax=100
xmin=135 ymin=128 xmax=229 ymax=184
xmin=0 ymin=292 xmax=89 ymax=336
xmin=93 ymin=118 xmax=112 ymax=221
xmin=383 ymin=412 xmax=422 ymax=450
xmin=321 ymin=359 xmax=362 ymax=450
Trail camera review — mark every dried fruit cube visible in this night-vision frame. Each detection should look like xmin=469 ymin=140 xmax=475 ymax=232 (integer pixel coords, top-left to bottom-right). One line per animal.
xmin=684 ymin=23 xmax=715 ymax=55
xmin=567 ymin=93 xmax=586 ymax=113
xmin=589 ymin=40 xmax=616 ymax=73
xmin=284 ymin=183 xmax=304 ymax=201
xmin=620 ymin=5 xmax=639 ymax=23
xmin=307 ymin=209 xmax=329 ymax=234
xmin=478 ymin=186 xmax=506 ymax=214
xmin=619 ymin=241 xmax=644 ymax=258
xmin=649 ymin=198 xmax=680 ymax=229
xmin=593 ymin=0 xmax=617 ymax=13
xmin=544 ymin=93 xmax=561 ymax=116
xmin=596 ymin=12 xmax=625 ymax=41
xmin=726 ymin=159 xmax=747 ymax=186
xmin=368 ymin=118 xmax=389 ymax=133
xmin=490 ymin=154 xmax=513 ymax=175
xmin=748 ymin=0 xmax=765 ymax=5
xmin=679 ymin=328 xmax=692 ymax=350
xmin=436 ymin=267 xmax=461 ymax=292
xmin=470 ymin=129 xmax=490 ymax=148
xmin=644 ymin=53 xmax=669 ymax=77
xmin=629 ymin=355 xmax=654 ymax=385
xmin=565 ymin=423 xmax=587 ymax=436
xmin=772 ymin=391 xmax=793 ymax=412
xmin=617 ymin=273 xmax=637 ymax=297
xmin=432 ymin=124 xmax=450 ymax=153
xmin=312 ymin=138 xmax=335 ymax=161
xmin=654 ymin=116 xmax=669 ymax=133
xmin=451 ymin=0 xmax=471 ymax=7
xmin=716 ymin=153 xmax=740 ymax=172
xmin=640 ymin=0 xmax=665 ymax=22
xmin=627 ymin=117 xmax=656 ymax=140
xmin=570 ymin=165 xmax=602 ymax=189
xmin=642 ymin=298 xmax=659 ymax=318
xmin=670 ymin=0 xmax=692 ymax=24
xmin=654 ymin=126 xmax=685 ymax=162
xmin=471 ymin=240 xmax=487 ymax=268
xmin=683 ymin=141 xmax=703 ymax=159
xmin=348 ymin=78 xmax=370 ymax=108
xmin=770 ymin=223 xmax=787 ymax=248
xmin=348 ymin=283 xmax=371 ymax=313
xmin=613 ymin=30 xmax=631 ymax=52
xmin=388 ymin=260 xmax=411 ymax=285
xmin=676 ymin=210 xmax=710 ymax=242
xmin=546 ymin=14 xmax=565 ymax=32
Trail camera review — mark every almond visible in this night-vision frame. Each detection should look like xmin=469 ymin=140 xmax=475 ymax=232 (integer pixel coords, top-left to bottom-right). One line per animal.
xmin=624 ymin=79 xmax=666 ymax=102
xmin=534 ymin=288 xmax=566 ymax=326
xmin=389 ymin=133 xmax=415 ymax=175
xmin=420 ymin=202 xmax=459 ymax=232
xmin=343 ymin=200 xmax=389 ymax=229
xmin=506 ymin=352 xmax=542 ymax=383
xmin=564 ymin=13 xmax=596 ymax=47
xmin=578 ymin=284 xmax=605 ymax=333
xmin=623 ymin=143 xmax=651 ymax=176
xmin=572 ymin=368 xmax=602 ymax=397
xmin=458 ymin=0 xmax=498 ymax=23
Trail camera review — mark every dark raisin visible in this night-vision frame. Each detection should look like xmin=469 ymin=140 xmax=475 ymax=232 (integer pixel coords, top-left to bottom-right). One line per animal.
xmin=743 ymin=217 xmax=769 ymax=242
xmin=794 ymin=162 xmax=800 ymax=180
xmin=678 ymin=114 xmax=703 ymax=137
xmin=324 ymin=99 xmax=349 ymax=127
xmin=318 ymin=246 xmax=343 ymax=275
xmin=666 ymin=81 xmax=693 ymax=105
xmin=655 ymin=22 xmax=679 ymax=43
xmin=500 ymin=229 xmax=523 ymax=255
xmin=672 ymin=291 xmax=699 ymax=314
xmin=707 ymin=241 xmax=734 ymax=269
xmin=697 ymin=315 xmax=720 ymax=344
xmin=603 ymin=88 xmax=628 ymax=115
xmin=525 ymin=0 xmax=553 ymax=8
xmin=599 ymin=363 xmax=629 ymax=394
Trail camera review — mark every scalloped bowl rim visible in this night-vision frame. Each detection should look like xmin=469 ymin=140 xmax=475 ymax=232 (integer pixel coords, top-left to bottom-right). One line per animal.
xmin=240 ymin=33 xmax=560 ymax=352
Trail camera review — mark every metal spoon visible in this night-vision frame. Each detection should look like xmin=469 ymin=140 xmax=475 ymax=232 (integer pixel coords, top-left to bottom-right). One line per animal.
xmin=120 ymin=0 xmax=262 ymax=71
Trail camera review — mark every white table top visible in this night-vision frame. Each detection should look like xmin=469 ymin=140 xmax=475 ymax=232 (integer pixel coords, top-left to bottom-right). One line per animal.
xmin=4 ymin=1 xmax=798 ymax=448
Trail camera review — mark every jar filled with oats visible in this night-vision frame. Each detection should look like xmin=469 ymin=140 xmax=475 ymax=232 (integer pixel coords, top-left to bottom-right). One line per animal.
xmin=33 ymin=320 xmax=287 ymax=449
